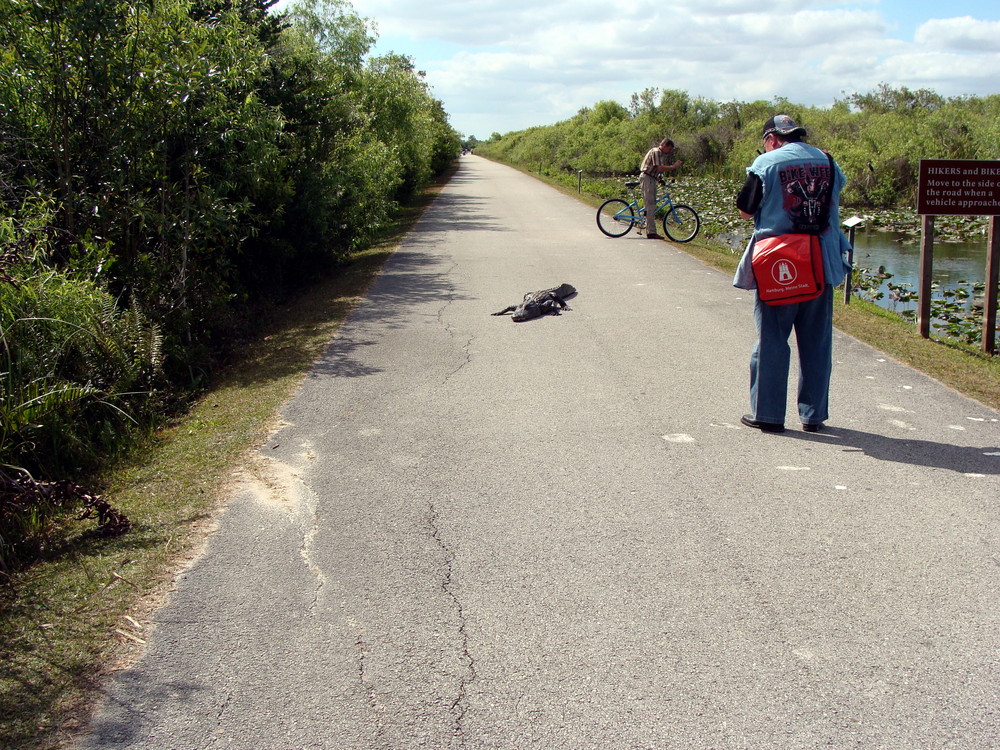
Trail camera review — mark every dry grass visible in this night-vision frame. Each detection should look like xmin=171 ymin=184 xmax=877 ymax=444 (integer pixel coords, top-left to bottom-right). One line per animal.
xmin=832 ymin=298 xmax=1000 ymax=410
xmin=0 ymin=173 xmax=449 ymax=750
xmin=2 ymin=164 xmax=996 ymax=749
xmin=680 ymin=236 xmax=1000 ymax=411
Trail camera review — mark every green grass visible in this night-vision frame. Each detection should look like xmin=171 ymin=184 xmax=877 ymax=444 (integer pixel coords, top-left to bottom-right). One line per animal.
xmin=2 ymin=161 xmax=997 ymax=750
xmin=0 ymin=173 xmax=448 ymax=750
xmin=653 ymin=232 xmax=1000 ymax=412
xmin=831 ymin=297 xmax=1000 ymax=410
xmin=510 ymin=161 xmax=1000 ymax=412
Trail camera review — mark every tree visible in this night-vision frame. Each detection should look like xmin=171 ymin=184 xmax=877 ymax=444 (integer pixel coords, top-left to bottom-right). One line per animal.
xmin=849 ymin=83 xmax=945 ymax=114
xmin=0 ymin=0 xmax=287 ymax=374
xmin=629 ymin=88 xmax=660 ymax=117
xmin=590 ymin=100 xmax=630 ymax=125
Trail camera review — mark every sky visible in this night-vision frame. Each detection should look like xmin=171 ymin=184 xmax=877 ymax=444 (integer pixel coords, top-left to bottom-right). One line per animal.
xmin=338 ymin=0 xmax=1000 ymax=139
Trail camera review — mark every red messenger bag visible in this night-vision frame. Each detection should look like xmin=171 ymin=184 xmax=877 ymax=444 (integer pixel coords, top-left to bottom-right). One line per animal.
xmin=750 ymin=150 xmax=836 ymax=305
xmin=750 ymin=233 xmax=825 ymax=305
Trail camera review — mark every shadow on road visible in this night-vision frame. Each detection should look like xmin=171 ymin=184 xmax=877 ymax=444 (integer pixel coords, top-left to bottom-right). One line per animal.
xmin=308 ymin=338 xmax=383 ymax=379
xmin=81 ymin=676 xmax=205 ymax=748
xmin=418 ymin=190 xmax=510 ymax=234
xmin=797 ymin=427 xmax=1000 ymax=475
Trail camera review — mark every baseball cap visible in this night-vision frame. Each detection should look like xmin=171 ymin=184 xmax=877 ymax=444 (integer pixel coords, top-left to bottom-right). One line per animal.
xmin=762 ymin=114 xmax=807 ymax=138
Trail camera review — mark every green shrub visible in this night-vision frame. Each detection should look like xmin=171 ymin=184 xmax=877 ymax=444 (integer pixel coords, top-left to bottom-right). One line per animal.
xmin=1 ymin=253 xmax=163 ymax=478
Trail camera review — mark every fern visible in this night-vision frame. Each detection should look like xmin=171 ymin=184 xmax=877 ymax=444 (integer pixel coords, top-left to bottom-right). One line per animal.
xmin=2 ymin=379 xmax=104 ymax=438
xmin=1 ymin=259 xmax=163 ymax=475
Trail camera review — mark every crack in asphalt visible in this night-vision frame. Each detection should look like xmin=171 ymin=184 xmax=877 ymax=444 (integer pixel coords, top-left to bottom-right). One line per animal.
xmin=445 ymin=333 xmax=476 ymax=383
xmin=204 ymin=688 xmax=235 ymax=750
xmin=439 ymin=306 xmax=475 ymax=383
xmin=298 ymin=482 xmax=326 ymax=614
xmin=428 ymin=502 xmax=476 ymax=743
xmin=355 ymin=635 xmax=389 ymax=747
xmin=433 ymin=266 xmax=474 ymax=383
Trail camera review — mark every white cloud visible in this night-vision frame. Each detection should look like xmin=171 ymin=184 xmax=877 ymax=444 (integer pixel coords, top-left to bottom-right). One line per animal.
xmin=914 ymin=17 xmax=1000 ymax=52
xmin=872 ymin=50 xmax=1000 ymax=90
xmin=338 ymin=0 xmax=1000 ymax=136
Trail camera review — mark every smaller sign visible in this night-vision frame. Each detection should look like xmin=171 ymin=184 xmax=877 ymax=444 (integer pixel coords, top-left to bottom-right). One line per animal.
xmin=918 ymin=159 xmax=1000 ymax=216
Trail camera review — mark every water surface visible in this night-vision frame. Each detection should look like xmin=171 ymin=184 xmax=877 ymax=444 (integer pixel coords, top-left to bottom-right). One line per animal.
xmin=850 ymin=229 xmax=991 ymax=314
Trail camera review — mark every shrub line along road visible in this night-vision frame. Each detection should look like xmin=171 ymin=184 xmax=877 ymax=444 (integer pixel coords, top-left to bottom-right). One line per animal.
xmin=81 ymin=156 xmax=1000 ymax=749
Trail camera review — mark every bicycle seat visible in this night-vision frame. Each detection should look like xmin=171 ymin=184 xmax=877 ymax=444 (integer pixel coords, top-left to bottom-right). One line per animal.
xmin=624 ymin=180 xmax=639 ymax=188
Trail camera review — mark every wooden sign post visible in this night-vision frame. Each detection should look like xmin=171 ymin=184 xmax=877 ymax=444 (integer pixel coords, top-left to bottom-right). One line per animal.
xmin=916 ymin=159 xmax=1000 ymax=354
xmin=918 ymin=215 xmax=934 ymax=339
xmin=986 ymin=216 xmax=1000 ymax=355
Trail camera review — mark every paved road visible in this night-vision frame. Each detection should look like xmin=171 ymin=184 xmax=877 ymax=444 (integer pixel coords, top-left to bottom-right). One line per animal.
xmin=82 ymin=156 xmax=1000 ymax=749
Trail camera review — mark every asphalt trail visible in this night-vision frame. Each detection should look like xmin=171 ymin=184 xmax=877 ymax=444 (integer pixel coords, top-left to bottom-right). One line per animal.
xmin=81 ymin=156 xmax=1000 ymax=750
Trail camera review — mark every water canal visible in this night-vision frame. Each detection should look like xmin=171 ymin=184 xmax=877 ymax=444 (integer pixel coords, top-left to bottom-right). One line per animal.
xmin=851 ymin=229 xmax=990 ymax=310
xmin=848 ymin=227 xmax=997 ymax=345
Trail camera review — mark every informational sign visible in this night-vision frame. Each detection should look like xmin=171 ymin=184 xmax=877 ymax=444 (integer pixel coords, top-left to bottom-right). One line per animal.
xmin=913 ymin=158 xmax=1000 ymax=354
xmin=917 ymin=159 xmax=1000 ymax=216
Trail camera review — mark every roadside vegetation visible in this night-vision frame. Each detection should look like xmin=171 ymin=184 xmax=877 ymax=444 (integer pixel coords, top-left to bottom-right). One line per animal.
xmin=473 ymin=84 xmax=1000 ymax=208
xmin=475 ymin=86 xmax=999 ymax=354
xmin=1 ymin=0 xmax=458 ymax=570
xmin=1 ymin=0 xmax=457 ymax=745
xmin=1 ymin=6 xmax=998 ymax=744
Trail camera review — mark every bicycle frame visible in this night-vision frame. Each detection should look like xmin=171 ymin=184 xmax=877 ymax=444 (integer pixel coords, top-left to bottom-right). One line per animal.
xmin=596 ymin=179 xmax=701 ymax=242
xmin=617 ymin=183 xmax=683 ymax=228
xmin=639 ymin=184 xmax=684 ymax=224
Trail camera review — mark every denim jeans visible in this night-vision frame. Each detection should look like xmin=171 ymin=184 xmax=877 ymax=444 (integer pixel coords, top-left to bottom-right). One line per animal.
xmin=749 ymin=285 xmax=834 ymax=426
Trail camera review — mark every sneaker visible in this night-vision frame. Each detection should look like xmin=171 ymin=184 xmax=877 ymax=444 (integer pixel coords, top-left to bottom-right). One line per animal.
xmin=741 ymin=415 xmax=785 ymax=433
xmin=802 ymin=422 xmax=822 ymax=432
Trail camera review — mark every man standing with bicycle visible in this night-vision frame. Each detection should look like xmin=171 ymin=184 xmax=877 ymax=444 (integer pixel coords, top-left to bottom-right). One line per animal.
xmin=640 ymin=139 xmax=682 ymax=239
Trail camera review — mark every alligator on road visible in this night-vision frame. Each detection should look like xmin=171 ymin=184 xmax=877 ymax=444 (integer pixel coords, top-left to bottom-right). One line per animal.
xmin=491 ymin=283 xmax=577 ymax=322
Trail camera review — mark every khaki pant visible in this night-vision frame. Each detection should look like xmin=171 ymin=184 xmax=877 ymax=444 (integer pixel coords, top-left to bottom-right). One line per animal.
xmin=640 ymin=174 xmax=659 ymax=235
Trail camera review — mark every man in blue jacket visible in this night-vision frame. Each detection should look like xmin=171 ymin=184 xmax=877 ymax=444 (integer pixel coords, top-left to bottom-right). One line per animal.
xmin=733 ymin=114 xmax=853 ymax=433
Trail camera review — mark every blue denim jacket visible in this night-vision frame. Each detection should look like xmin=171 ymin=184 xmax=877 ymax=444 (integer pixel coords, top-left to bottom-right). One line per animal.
xmin=733 ymin=142 xmax=853 ymax=290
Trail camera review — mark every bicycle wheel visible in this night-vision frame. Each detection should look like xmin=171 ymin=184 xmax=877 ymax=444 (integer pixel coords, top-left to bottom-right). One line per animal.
xmin=662 ymin=204 xmax=700 ymax=243
xmin=597 ymin=199 xmax=637 ymax=238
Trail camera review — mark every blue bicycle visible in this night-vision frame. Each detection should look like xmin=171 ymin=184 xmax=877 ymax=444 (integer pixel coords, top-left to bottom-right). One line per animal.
xmin=596 ymin=179 xmax=700 ymax=242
